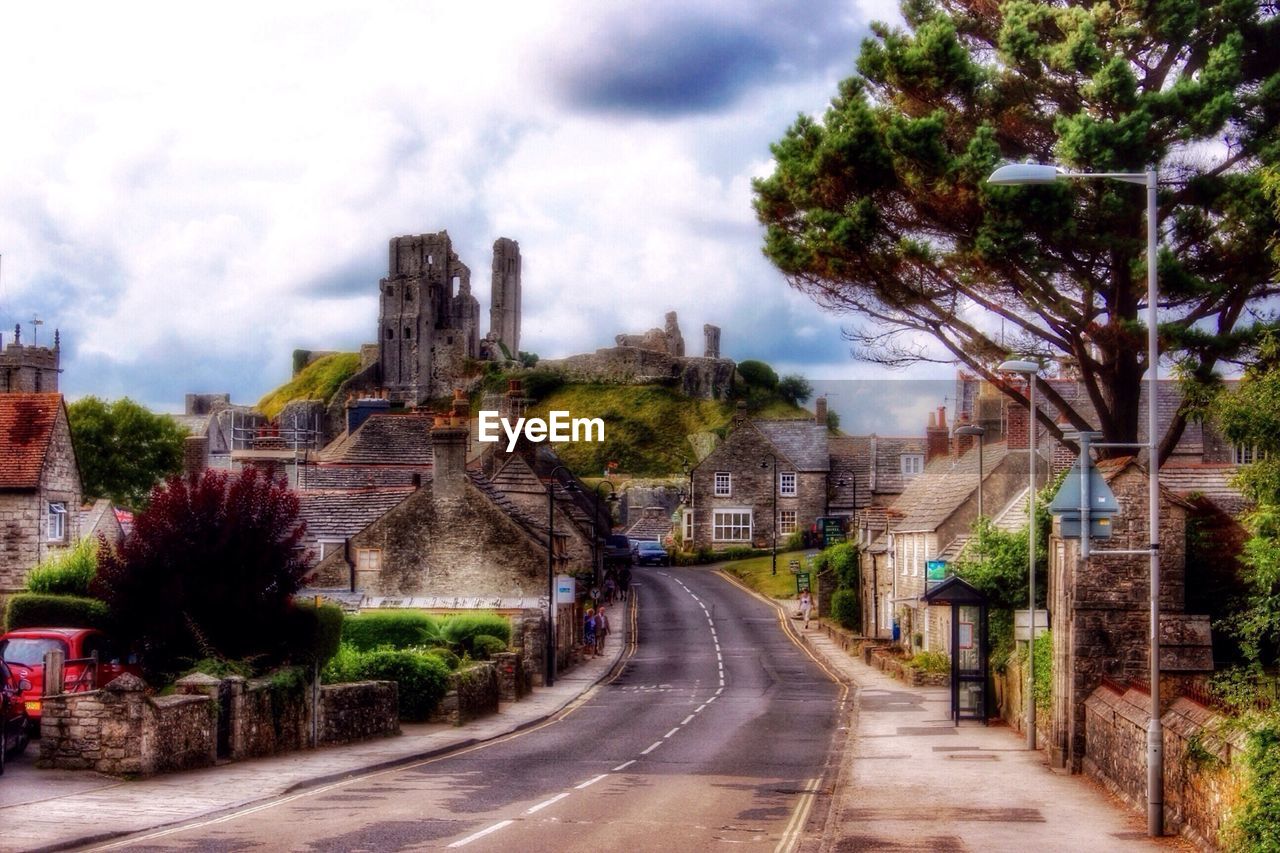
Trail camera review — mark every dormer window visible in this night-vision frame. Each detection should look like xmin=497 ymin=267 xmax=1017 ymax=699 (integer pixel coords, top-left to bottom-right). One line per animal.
xmin=900 ymin=454 xmax=924 ymax=476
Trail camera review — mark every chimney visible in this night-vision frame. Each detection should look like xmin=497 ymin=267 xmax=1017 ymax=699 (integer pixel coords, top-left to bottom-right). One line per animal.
xmin=504 ymin=378 xmax=524 ymax=419
xmin=1051 ymin=411 xmax=1076 ymax=476
xmin=733 ymin=400 xmax=748 ymax=428
xmin=954 ymin=413 xmax=975 ymax=456
xmin=926 ymin=405 xmax=949 ymax=462
xmin=815 ymin=396 xmax=828 ymax=425
xmin=183 ymin=435 xmax=209 ymax=480
xmin=1006 ymin=385 xmax=1030 ymax=450
xmin=431 ymin=409 xmax=468 ymax=501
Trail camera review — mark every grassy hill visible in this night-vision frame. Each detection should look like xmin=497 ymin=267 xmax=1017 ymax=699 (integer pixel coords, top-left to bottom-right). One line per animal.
xmin=258 ymin=352 xmax=360 ymax=419
xmin=524 ymin=383 xmax=811 ymax=477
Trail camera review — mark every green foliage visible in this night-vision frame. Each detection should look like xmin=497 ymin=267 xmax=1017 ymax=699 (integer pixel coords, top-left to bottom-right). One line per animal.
xmin=825 ymin=409 xmax=841 ymax=433
xmin=784 ymin=530 xmax=806 ymax=551
xmin=1224 ymin=716 xmax=1280 ymax=853
xmin=471 ymin=635 xmax=507 ymax=660
xmin=753 ymin=0 xmax=1280 ymax=454
xmin=342 ymin=611 xmax=438 ymax=651
xmin=438 ymin=612 xmax=512 ymax=656
xmin=1013 ymin=630 xmax=1055 ymax=713
xmin=815 ymin=542 xmax=860 ymax=588
xmin=517 ymin=351 xmax=539 ymax=368
xmin=721 ymin=549 xmax=814 ymax=599
xmin=25 ymin=538 xmax=97 ymax=597
xmin=258 ymin=352 xmax=360 ymax=420
xmin=776 ymin=374 xmax=813 ymax=406
xmin=519 ymin=369 xmax=566 ymax=402
xmin=721 ymin=545 xmax=758 ymax=561
xmin=68 ymin=396 xmax=188 ymax=509
xmin=288 ymin=602 xmax=344 ymax=667
xmin=181 ymin=657 xmax=255 ymax=680
xmin=831 ymin=588 xmax=860 ymax=630
xmin=5 ymin=593 xmax=111 ymax=632
xmin=357 ymin=649 xmax=450 ymax=721
xmin=737 ymin=360 xmax=779 ymax=390
xmin=908 ymin=651 xmax=950 ymax=674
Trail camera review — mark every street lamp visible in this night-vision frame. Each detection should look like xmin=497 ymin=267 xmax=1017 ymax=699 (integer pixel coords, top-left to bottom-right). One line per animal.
xmin=954 ymin=424 xmax=987 ymax=519
xmin=544 ymin=465 xmax=578 ymax=688
xmin=989 ymin=161 xmax=1163 ymax=837
xmin=760 ymin=454 xmax=778 ymax=575
xmin=998 ymin=357 xmax=1039 ymax=753
xmin=592 ymin=481 xmax=619 ymax=586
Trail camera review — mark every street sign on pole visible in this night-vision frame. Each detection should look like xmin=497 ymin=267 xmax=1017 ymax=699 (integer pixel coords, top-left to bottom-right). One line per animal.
xmin=796 ymin=572 xmax=811 ymax=594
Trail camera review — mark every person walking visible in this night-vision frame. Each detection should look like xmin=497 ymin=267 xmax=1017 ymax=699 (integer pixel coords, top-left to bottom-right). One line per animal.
xmin=583 ymin=607 xmax=597 ymax=656
xmin=594 ymin=605 xmax=610 ymax=655
xmin=798 ymin=590 xmax=813 ymax=629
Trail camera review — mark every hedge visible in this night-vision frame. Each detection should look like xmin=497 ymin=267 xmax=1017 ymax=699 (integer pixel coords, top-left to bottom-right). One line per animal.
xmin=831 ymin=588 xmax=860 ymax=631
xmin=25 ymin=539 xmax=97 ymax=597
xmin=288 ymin=601 xmax=344 ymax=667
xmin=357 ymin=649 xmax=451 ymax=721
xmin=439 ymin=613 xmax=511 ymax=656
xmin=342 ymin=611 xmax=437 ymax=651
xmin=5 ymin=593 xmax=112 ymax=632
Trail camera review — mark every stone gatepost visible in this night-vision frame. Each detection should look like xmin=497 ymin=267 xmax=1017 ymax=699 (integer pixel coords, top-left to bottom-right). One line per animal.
xmin=493 ymin=652 xmax=525 ymax=702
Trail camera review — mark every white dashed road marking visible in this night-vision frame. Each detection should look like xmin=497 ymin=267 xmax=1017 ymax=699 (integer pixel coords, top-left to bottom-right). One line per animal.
xmin=527 ymin=793 xmax=570 ymax=814
xmin=575 ymin=774 xmax=609 ymax=790
xmin=447 ymin=820 xmax=514 ymax=848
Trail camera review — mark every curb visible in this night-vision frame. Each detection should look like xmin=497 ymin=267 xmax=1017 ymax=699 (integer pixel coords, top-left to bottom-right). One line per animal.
xmin=34 ymin=595 xmax=636 ymax=853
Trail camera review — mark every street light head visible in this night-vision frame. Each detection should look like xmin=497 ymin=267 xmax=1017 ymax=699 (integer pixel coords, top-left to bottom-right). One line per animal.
xmin=606 ymin=492 xmax=619 ymax=504
xmin=998 ymin=358 xmax=1040 ymax=374
xmin=987 ymin=162 xmax=1062 ymax=185
xmin=954 ymin=424 xmax=986 ymax=437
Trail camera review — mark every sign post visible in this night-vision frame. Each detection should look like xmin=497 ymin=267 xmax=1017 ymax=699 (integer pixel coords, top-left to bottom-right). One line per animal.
xmin=796 ymin=572 xmax=811 ymax=594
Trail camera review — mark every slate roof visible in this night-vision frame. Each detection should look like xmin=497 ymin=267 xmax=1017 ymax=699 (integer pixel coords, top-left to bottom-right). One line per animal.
xmin=868 ymin=436 xmax=928 ymax=496
xmin=297 ymin=487 xmax=416 ymax=553
xmin=753 ymin=420 xmax=830 ymax=472
xmin=828 ymin=436 xmax=871 ymax=511
xmin=0 ymin=393 xmax=63 ymax=491
xmin=320 ymin=413 xmax=434 ymax=465
xmin=298 ymin=465 xmax=421 ymax=490
xmin=1157 ymin=462 xmax=1249 ymax=515
xmin=79 ymin=499 xmax=118 ymax=541
xmin=892 ymin=441 xmax=1010 ymax=532
xmin=467 ymin=470 xmax=556 ymax=547
xmin=625 ymin=506 xmax=674 ymax=541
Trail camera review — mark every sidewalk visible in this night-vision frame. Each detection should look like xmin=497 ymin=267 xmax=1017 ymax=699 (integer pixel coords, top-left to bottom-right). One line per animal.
xmin=792 ymin=618 xmax=1192 ymax=851
xmin=2 ymin=609 xmax=629 ymax=853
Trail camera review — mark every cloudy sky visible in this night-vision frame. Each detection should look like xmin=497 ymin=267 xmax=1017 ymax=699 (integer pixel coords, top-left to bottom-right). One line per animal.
xmin=0 ymin=1 xmax=951 ymax=431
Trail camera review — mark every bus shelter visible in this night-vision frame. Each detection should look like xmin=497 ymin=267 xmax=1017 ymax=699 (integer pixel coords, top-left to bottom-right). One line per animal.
xmin=921 ymin=576 xmax=989 ymax=724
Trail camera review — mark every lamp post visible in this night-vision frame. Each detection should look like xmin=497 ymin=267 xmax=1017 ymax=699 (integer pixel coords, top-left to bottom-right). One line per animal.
xmin=592 ymin=481 xmax=619 ymax=586
xmin=760 ymin=454 xmax=778 ymax=575
xmin=954 ymin=424 xmax=987 ymax=519
xmin=998 ymin=358 xmax=1039 ymax=752
xmin=989 ymin=161 xmax=1163 ymax=837
xmin=544 ymin=465 xmax=578 ymax=688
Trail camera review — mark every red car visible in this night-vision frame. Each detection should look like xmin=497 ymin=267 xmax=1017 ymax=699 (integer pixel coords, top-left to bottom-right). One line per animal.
xmin=0 ymin=660 xmax=30 ymax=774
xmin=0 ymin=628 xmax=142 ymax=731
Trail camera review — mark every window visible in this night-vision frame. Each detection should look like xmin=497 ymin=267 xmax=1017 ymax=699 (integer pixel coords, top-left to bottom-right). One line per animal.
xmin=779 ymin=472 xmax=797 ymax=496
xmin=404 ymin=327 xmax=412 ymax=339
xmin=355 ymin=548 xmax=382 ymax=586
xmin=713 ymin=509 xmax=752 ymax=542
xmin=682 ymin=510 xmax=693 ymax=542
xmin=1234 ymin=444 xmax=1268 ymax=465
xmin=779 ymin=510 xmax=797 ymax=535
xmin=714 ymin=472 xmax=732 ymax=497
xmin=318 ymin=540 xmax=344 ymax=561
xmin=385 ymin=328 xmax=394 ymax=340
xmin=47 ymin=502 xmax=66 ymax=542
xmin=900 ymin=454 xmax=924 ymax=476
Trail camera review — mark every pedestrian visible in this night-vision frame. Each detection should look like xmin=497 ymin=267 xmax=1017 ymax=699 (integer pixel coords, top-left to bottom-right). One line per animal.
xmin=583 ymin=607 xmax=597 ymax=655
xmin=798 ymin=590 xmax=812 ymax=629
xmin=619 ymin=565 xmax=632 ymax=598
xmin=595 ymin=605 xmax=610 ymax=655
xmin=603 ymin=575 xmax=617 ymax=605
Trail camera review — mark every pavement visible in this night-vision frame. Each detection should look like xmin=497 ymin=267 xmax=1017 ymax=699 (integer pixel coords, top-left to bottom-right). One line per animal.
xmin=786 ymin=611 xmax=1195 ymax=852
xmin=0 ymin=599 xmax=631 ymax=853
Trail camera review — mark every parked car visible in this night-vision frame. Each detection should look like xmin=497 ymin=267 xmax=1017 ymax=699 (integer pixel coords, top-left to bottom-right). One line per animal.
xmin=0 ymin=628 xmax=142 ymax=732
xmin=604 ymin=534 xmax=633 ymax=567
xmin=0 ymin=660 xmax=30 ymax=774
xmin=634 ymin=540 xmax=671 ymax=567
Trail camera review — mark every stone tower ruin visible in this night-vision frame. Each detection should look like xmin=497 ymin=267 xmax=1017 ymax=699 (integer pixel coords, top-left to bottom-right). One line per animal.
xmin=376 ymin=231 xmax=522 ymax=405
xmin=488 ymin=238 xmax=521 ymax=359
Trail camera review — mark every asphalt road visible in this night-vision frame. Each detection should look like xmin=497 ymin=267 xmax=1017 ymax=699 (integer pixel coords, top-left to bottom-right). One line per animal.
xmin=91 ymin=567 xmax=845 ymax=852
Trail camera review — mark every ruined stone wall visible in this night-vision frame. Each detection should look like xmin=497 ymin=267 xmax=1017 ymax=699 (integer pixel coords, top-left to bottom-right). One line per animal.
xmin=490 ymin=238 xmax=521 ymax=357
xmin=540 ymin=349 xmax=735 ymax=401
xmin=1084 ymin=687 xmax=1245 ymax=848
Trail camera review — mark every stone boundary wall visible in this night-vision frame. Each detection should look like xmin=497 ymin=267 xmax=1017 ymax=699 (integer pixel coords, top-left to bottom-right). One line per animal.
xmin=1083 ymin=684 xmax=1246 ymax=849
xmin=493 ymin=652 xmax=527 ymax=702
xmin=863 ymin=646 xmax=949 ymax=687
xmin=40 ymin=672 xmax=399 ymax=777
xmin=992 ymin=656 xmax=1051 ymax=745
xmin=432 ymin=662 xmax=500 ymax=726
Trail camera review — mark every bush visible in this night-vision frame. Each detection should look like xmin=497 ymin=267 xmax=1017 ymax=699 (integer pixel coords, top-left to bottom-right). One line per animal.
xmin=439 ymin=612 xmax=512 ymax=655
xmin=831 ymin=588 xmax=860 ymax=631
xmin=722 ymin=545 xmax=757 ymax=561
xmin=471 ymin=634 xmax=507 ymax=660
xmin=26 ymin=539 xmax=98 ymax=597
xmin=321 ymin=643 xmax=366 ymax=684
xmin=814 ymin=542 xmax=859 ymax=588
xmin=777 ymin=374 xmax=813 ymax=405
xmin=520 ymin=369 xmax=565 ymax=402
xmin=416 ymin=646 xmax=460 ymax=671
xmin=1224 ymin=716 xmax=1280 ymax=852
xmin=737 ymin=360 xmax=779 ymax=390
xmin=359 ymin=649 xmax=451 ymax=721
xmin=181 ymin=658 xmax=255 ymax=680
xmin=343 ymin=611 xmax=439 ymax=651
xmin=288 ymin=601 xmax=344 ymax=667
xmin=5 ymin=593 xmax=112 ymax=632
xmin=908 ymin=651 xmax=950 ymax=674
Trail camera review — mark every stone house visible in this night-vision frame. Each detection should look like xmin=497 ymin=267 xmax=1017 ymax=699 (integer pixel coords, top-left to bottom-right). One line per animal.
xmin=0 ymin=394 xmax=82 ymax=594
xmin=686 ymin=407 xmax=829 ymax=552
xmin=79 ymin=498 xmax=124 ymax=548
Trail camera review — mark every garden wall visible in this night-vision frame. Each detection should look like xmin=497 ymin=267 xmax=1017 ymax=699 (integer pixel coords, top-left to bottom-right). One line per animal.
xmin=432 ymin=662 xmax=500 ymax=726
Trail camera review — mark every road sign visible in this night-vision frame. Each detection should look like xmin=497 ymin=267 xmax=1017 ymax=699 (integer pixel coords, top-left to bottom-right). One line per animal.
xmin=818 ymin=517 xmax=847 ymax=548
xmin=926 ymin=560 xmax=948 ymax=581
xmin=788 ymin=559 xmax=801 ymax=573
xmin=796 ymin=572 xmax=811 ymax=593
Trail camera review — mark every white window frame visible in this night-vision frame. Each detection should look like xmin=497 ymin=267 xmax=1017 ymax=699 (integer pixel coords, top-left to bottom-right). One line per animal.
xmin=713 ymin=471 xmax=732 ymax=497
xmin=712 ymin=509 xmax=752 ymax=542
xmin=318 ymin=539 xmax=344 ymax=561
xmin=47 ymin=502 xmax=66 ymax=542
xmin=1234 ymin=444 xmax=1267 ymax=465
xmin=901 ymin=454 xmax=924 ymax=476
xmin=778 ymin=509 xmax=797 ymax=535
xmin=779 ymin=472 xmax=797 ymax=497
xmin=682 ymin=509 xmax=693 ymax=542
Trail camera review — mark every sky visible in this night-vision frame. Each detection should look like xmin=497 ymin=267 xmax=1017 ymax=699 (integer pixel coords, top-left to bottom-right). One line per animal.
xmin=0 ymin=1 xmax=952 ymax=433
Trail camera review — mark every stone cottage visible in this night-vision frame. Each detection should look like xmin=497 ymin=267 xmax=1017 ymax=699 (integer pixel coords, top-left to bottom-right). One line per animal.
xmin=0 ymin=394 xmax=82 ymax=594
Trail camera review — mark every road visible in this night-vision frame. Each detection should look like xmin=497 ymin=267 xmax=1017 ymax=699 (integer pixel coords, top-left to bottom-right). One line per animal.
xmin=86 ymin=567 xmax=845 ymax=852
